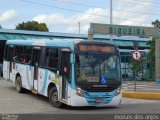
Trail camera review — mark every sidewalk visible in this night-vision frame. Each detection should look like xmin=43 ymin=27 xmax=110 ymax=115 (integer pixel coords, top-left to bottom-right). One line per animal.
xmin=122 ymin=81 xmax=160 ymax=100
xmin=122 ymin=91 xmax=160 ymax=100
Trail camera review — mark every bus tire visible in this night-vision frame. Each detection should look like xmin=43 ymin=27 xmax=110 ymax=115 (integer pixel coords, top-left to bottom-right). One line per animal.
xmin=15 ymin=76 xmax=24 ymax=93
xmin=49 ymin=87 xmax=62 ymax=108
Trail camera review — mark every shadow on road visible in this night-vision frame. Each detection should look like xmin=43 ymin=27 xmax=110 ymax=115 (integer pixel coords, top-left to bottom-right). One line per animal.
xmin=31 ymin=93 xmax=119 ymax=110
xmin=62 ymin=106 xmax=119 ymax=111
xmin=5 ymin=83 xmax=120 ymax=111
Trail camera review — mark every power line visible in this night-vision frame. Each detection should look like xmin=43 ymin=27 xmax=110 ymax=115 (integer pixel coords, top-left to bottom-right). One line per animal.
xmin=54 ymin=0 xmax=104 ymax=9
xmin=113 ymin=9 xmax=160 ymax=16
xmin=20 ymin=0 xmax=107 ymax=17
xmin=20 ymin=0 xmax=152 ymax=24
xmin=56 ymin=0 xmax=160 ymax=8
xmin=53 ymin=0 xmax=160 ymax=16
xmin=115 ymin=0 xmax=160 ymax=7
xmin=126 ymin=0 xmax=160 ymax=5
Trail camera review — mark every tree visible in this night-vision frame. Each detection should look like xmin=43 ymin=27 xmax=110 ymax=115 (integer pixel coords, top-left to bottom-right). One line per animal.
xmin=152 ymin=20 xmax=160 ymax=29
xmin=0 ymin=25 xmax=2 ymax=29
xmin=146 ymin=20 xmax=160 ymax=80
xmin=15 ymin=21 xmax=49 ymax=32
xmin=128 ymin=54 xmax=146 ymax=81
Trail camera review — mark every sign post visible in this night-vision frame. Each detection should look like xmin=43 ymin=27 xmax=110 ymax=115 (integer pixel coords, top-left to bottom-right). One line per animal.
xmin=132 ymin=50 xmax=141 ymax=91
xmin=133 ymin=41 xmax=139 ymax=50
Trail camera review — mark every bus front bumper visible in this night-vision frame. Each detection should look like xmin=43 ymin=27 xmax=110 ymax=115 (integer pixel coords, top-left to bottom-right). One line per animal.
xmin=70 ymin=90 xmax=122 ymax=107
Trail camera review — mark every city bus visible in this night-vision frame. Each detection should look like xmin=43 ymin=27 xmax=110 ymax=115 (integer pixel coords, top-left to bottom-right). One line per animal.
xmin=3 ymin=39 xmax=122 ymax=107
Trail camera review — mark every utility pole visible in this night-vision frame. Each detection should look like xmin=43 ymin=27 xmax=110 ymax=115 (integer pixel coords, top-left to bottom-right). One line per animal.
xmin=110 ymin=0 xmax=113 ymax=43
xmin=78 ymin=22 xmax=80 ymax=34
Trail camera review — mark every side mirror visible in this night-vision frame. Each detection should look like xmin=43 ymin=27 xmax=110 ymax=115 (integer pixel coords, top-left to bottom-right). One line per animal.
xmin=57 ymin=71 xmax=60 ymax=76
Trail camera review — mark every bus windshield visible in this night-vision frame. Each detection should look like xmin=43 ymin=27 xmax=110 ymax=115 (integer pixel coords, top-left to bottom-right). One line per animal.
xmin=75 ymin=53 xmax=121 ymax=85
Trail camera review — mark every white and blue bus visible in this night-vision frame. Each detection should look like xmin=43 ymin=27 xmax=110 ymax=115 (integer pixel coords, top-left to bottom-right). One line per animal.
xmin=3 ymin=39 xmax=122 ymax=107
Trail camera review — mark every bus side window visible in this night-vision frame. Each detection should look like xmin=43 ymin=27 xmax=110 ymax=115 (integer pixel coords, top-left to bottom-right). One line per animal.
xmin=4 ymin=45 xmax=8 ymax=60
xmin=23 ymin=46 xmax=32 ymax=64
xmin=14 ymin=46 xmax=32 ymax=64
xmin=8 ymin=46 xmax=14 ymax=61
xmin=45 ymin=48 xmax=58 ymax=71
xmin=14 ymin=46 xmax=23 ymax=63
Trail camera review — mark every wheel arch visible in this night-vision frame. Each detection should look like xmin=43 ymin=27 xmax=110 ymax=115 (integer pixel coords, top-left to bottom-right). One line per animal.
xmin=47 ymin=82 xmax=57 ymax=97
xmin=15 ymin=73 xmax=21 ymax=83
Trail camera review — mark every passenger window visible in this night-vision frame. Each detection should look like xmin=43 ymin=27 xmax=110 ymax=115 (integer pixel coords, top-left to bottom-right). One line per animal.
xmin=14 ymin=46 xmax=32 ymax=64
xmin=45 ymin=48 xmax=58 ymax=70
xmin=15 ymin=46 xmax=23 ymax=54
xmin=8 ymin=46 xmax=14 ymax=61
xmin=24 ymin=46 xmax=32 ymax=54
xmin=4 ymin=45 xmax=8 ymax=60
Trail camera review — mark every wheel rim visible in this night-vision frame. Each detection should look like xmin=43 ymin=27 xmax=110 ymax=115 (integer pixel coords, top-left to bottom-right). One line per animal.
xmin=16 ymin=78 xmax=20 ymax=91
xmin=51 ymin=93 xmax=58 ymax=103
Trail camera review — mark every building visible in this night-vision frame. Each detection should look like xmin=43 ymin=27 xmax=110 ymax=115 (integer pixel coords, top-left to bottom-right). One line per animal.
xmin=0 ymin=29 xmax=151 ymax=80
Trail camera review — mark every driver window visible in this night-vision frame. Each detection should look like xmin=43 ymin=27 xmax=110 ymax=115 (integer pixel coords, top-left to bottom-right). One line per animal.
xmin=107 ymin=57 xmax=116 ymax=69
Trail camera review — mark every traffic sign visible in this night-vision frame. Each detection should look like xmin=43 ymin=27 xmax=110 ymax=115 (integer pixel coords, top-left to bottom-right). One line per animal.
xmin=132 ymin=50 xmax=141 ymax=61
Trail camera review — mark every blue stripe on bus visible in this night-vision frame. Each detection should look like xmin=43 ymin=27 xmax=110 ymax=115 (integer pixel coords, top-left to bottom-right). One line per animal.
xmin=42 ymin=70 xmax=48 ymax=95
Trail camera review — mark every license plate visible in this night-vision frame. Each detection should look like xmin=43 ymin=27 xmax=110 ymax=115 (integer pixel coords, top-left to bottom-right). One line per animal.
xmin=95 ymin=99 xmax=104 ymax=103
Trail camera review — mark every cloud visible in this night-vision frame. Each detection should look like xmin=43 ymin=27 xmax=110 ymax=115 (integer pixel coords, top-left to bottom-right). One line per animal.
xmin=33 ymin=14 xmax=68 ymax=25
xmin=33 ymin=8 xmax=108 ymax=33
xmin=59 ymin=0 xmax=71 ymax=2
xmin=0 ymin=10 xmax=19 ymax=22
xmin=113 ymin=0 xmax=154 ymax=27
xmin=33 ymin=0 xmax=156 ymax=33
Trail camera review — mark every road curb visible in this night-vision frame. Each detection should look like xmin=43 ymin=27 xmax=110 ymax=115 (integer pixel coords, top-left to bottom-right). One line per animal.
xmin=122 ymin=91 xmax=160 ymax=100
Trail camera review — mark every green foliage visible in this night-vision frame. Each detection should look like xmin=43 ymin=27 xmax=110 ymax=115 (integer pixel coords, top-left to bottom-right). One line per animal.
xmin=129 ymin=55 xmax=146 ymax=80
xmin=0 ymin=25 xmax=2 ymax=29
xmin=146 ymin=19 xmax=160 ymax=79
xmin=15 ymin=21 xmax=49 ymax=32
xmin=128 ymin=19 xmax=160 ymax=80
xmin=152 ymin=19 xmax=160 ymax=29
xmin=146 ymin=39 xmax=155 ymax=79
xmin=147 ymin=39 xmax=155 ymax=64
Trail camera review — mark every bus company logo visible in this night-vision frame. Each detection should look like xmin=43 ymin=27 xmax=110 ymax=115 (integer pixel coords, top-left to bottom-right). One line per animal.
xmin=93 ymin=85 xmax=108 ymax=87
xmin=48 ymin=74 xmax=54 ymax=81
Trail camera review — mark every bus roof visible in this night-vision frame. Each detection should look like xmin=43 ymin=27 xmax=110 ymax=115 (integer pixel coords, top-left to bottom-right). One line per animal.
xmin=6 ymin=39 xmax=118 ymax=49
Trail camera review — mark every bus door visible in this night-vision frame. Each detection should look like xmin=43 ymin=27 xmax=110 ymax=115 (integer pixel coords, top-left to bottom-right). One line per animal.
xmin=60 ymin=51 xmax=71 ymax=101
xmin=4 ymin=45 xmax=14 ymax=80
xmin=32 ymin=47 xmax=41 ymax=91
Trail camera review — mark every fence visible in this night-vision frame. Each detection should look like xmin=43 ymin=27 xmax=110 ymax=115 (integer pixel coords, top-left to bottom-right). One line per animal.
xmin=120 ymin=50 xmax=154 ymax=82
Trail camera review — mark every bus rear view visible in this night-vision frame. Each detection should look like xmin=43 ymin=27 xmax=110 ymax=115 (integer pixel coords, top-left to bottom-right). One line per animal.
xmin=70 ymin=41 xmax=122 ymax=107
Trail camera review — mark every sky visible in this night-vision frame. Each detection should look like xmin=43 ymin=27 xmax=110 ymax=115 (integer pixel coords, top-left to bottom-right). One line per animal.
xmin=0 ymin=0 xmax=160 ymax=34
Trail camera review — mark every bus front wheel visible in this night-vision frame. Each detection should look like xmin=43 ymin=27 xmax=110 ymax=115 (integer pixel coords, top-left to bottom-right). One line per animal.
xmin=49 ymin=87 xmax=62 ymax=108
xmin=15 ymin=76 xmax=23 ymax=93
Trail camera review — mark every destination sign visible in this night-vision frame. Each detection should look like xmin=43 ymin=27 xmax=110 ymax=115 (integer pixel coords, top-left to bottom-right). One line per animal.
xmin=78 ymin=45 xmax=116 ymax=53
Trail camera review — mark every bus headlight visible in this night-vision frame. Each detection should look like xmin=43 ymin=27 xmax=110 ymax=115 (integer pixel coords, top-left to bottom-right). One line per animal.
xmin=76 ymin=87 xmax=84 ymax=97
xmin=115 ymin=86 xmax=121 ymax=96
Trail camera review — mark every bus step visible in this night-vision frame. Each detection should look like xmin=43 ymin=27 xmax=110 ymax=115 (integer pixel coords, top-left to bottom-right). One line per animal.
xmin=32 ymin=90 xmax=38 ymax=94
xmin=61 ymin=99 xmax=67 ymax=104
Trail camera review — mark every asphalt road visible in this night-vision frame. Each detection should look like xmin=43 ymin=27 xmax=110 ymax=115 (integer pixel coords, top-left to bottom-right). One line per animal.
xmin=0 ymin=78 xmax=160 ymax=114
